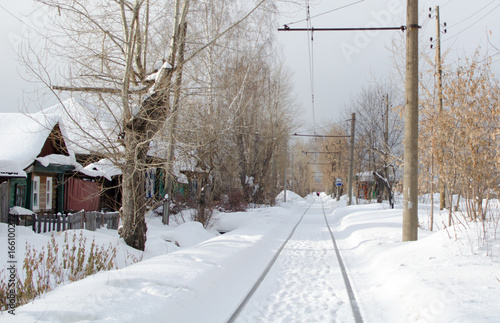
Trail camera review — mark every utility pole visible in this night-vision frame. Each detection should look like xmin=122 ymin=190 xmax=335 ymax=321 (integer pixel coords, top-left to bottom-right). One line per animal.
xmin=291 ymin=152 xmax=294 ymax=192
xmin=383 ymin=93 xmax=390 ymax=201
xmin=402 ymin=0 xmax=419 ymax=241
xmin=384 ymin=93 xmax=389 ymax=171
xmin=337 ymin=149 xmax=341 ymax=201
xmin=348 ymin=113 xmax=355 ymax=206
xmin=284 ymin=147 xmax=287 ymax=202
xmin=435 ymin=6 xmax=446 ymax=211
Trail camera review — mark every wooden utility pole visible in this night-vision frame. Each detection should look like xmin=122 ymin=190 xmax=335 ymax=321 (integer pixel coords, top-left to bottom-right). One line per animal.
xmin=383 ymin=93 xmax=390 ymax=203
xmin=402 ymin=0 xmax=419 ymax=241
xmin=435 ymin=5 xmax=446 ymax=211
xmin=348 ymin=113 xmax=355 ymax=206
xmin=384 ymin=93 xmax=389 ymax=179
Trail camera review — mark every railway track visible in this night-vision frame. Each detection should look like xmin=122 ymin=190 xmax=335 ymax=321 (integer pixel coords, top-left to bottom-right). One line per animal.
xmin=227 ymin=196 xmax=363 ymax=323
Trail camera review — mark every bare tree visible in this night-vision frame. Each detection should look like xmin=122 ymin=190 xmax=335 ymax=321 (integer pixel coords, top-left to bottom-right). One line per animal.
xmin=338 ymin=83 xmax=404 ymax=204
xmin=24 ymin=0 xmax=271 ymax=250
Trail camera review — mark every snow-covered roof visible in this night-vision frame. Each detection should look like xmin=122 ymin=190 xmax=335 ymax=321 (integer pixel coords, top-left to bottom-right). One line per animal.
xmin=0 ymin=108 xmax=110 ymax=178
xmin=0 ymin=112 xmax=69 ymax=169
xmin=83 ymin=159 xmax=123 ymax=181
xmin=357 ymin=171 xmax=374 ymax=182
xmin=0 ymin=160 xmax=27 ymax=177
xmin=41 ymin=97 xmax=121 ymax=156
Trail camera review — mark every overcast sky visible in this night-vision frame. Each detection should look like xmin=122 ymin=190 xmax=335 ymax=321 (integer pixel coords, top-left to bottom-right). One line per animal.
xmin=1 ymin=1 xmax=499 ymax=133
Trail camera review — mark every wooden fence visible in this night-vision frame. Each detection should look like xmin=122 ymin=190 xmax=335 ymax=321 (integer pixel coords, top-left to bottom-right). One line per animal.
xmin=29 ymin=211 xmax=120 ymax=234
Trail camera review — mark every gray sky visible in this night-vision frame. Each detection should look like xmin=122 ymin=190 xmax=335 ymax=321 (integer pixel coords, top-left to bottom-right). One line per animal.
xmin=1 ymin=0 xmax=499 ymax=133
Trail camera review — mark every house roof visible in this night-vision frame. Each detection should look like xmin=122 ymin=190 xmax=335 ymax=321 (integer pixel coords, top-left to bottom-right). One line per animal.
xmin=41 ymin=97 xmax=121 ymax=156
xmin=0 ymin=108 xmax=104 ymax=178
xmin=1 ymin=97 xmax=204 ymax=181
xmin=0 ymin=112 xmax=70 ymax=170
xmin=0 ymin=160 xmax=27 ymax=178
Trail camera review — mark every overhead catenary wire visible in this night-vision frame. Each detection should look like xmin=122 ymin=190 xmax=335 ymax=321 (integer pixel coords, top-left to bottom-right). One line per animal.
xmin=304 ymin=0 xmax=316 ymax=135
xmin=284 ymin=0 xmax=365 ymax=27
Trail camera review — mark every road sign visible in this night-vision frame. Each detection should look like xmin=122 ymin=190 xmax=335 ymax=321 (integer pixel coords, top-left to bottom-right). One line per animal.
xmin=336 ymin=178 xmax=342 ymax=186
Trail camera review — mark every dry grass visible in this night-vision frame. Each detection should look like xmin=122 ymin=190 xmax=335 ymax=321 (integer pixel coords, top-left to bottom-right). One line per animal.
xmin=0 ymin=231 xmax=120 ymax=311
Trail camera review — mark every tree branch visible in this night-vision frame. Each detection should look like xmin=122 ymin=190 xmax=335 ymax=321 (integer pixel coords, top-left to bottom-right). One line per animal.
xmin=52 ymin=84 xmax=152 ymax=94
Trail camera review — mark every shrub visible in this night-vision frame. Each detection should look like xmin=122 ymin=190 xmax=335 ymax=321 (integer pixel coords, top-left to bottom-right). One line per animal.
xmin=0 ymin=231 xmax=119 ymax=311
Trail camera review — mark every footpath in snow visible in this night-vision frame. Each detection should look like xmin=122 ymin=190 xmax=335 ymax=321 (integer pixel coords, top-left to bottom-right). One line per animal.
xmin=1 ymin=192 xmax=499 ymax=322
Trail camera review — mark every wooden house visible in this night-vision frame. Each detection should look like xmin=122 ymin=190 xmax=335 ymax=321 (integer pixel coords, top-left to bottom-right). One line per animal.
xmin=0 ymin=111 xmax=104 ymax=221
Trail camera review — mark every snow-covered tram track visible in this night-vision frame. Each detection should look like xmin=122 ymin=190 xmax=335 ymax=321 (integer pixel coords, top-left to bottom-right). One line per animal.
xmin=227 ymin=199 xmax=314 ymax=322
xmin=320 ymin=198 xmax=363 ymax=323
xmin=227 ymin=197 xmax=363 ymax=323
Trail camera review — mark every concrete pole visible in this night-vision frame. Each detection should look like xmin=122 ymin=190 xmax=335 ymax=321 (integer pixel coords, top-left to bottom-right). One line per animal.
xmin=348 ymin=113 xmax=355 ymax=206
xmin=402 ymin=0 xmax=419 ymax=241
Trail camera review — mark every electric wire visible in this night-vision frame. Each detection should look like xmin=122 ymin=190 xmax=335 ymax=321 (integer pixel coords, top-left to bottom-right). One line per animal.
xmin=446 ymin=0 xmax=496 ymax=29
xmin=0 ymin=4 xmax=30 ymax=27
xmin=304 ymin=0 xmax=316 ymax=135
xmin=441 ymin=0 xmax=454 ymax=8
xmin=284 ymin=0 xmax=365 ymax=26
xmin=443 ymin=3 xmax=500 ymax=43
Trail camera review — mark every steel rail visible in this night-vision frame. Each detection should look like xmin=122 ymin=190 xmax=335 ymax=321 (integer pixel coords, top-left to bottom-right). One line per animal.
xmin=226 ymin=200 xmax=314 ymax=323
xmin=321 ymin=199 xmax=364 ymax=323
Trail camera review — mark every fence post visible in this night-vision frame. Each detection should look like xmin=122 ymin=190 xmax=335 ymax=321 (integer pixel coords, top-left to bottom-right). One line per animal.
xmin=50 ymin=213 xmax=54 ymax=232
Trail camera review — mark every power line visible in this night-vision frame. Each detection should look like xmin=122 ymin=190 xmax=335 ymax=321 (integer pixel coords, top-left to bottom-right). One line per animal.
xmin=447 ymin=1 xmax=496 ymax=29
xmin=0 ymin=4 xmax=33 ymax=29
xmin=285 ymin=0 xmax=365 ymax=26
xmin=304 ymin=0 xmax=316 ymax=135
xmin=443 ymin=3 xmax=500 ymax=43
xmin=441 ymin=0 xmax=454 ymax=8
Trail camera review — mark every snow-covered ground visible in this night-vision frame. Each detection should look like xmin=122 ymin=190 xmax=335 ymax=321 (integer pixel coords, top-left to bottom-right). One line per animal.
xmin=1 ymin=192 xmax=499 ymax=322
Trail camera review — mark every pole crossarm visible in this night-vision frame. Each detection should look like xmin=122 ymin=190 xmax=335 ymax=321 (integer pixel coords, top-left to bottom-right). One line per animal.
xmin=308 ymin=163 xmax=333 ymax=165
xmin=279 ymin=26 xmax=411 ymax=32
xmin=291 ymin=133 xmax=350 ymax=138
xmin=303 ymin=151 xmax=340 ymax=154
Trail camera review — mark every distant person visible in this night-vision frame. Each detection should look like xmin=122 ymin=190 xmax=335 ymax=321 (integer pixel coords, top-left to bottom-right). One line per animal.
xmin=316 ymin=192 xmax=320 ymax=197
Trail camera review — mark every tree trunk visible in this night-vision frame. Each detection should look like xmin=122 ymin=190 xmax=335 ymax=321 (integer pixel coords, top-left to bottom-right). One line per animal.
xmin=120 ymin=130 xmax=148 ymax=250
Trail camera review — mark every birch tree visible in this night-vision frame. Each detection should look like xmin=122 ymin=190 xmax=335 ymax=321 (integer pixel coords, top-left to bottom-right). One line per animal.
xmin=25 ymin=0 xmax=271 ymax=250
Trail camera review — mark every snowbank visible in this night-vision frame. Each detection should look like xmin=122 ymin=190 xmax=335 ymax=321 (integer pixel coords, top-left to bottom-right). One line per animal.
xmin=1 ymin=194 xmax=499 ymax=322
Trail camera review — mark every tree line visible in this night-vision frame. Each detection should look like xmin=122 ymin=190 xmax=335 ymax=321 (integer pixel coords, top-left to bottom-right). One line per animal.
xmin=24 ymin=0 xmax=298 ymax=250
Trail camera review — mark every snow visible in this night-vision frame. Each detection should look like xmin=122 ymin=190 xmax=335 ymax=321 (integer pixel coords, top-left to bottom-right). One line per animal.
xmin=0 ymin=112 xmax=63 ymax=169
xmin=8 ymin=206 xmax=34 ymax=216
xmin=1 ymin=194 xmax=499 ymax=322
xmin=83 ymin=158 xmax=123 ymax=181
xmin=41 ymin=97 xmax=121 ymax=156
xmin=0 ymin=160 xmax=26 ymax=177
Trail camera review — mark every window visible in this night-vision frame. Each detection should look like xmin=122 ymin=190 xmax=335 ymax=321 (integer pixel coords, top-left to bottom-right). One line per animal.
xmin=15 ymin=184 xmax=26 ymax=208
xmin=33 ymin=176 xmax=40 ymax=211
xmin=46 ymin=177 xmax=53 ymax=210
